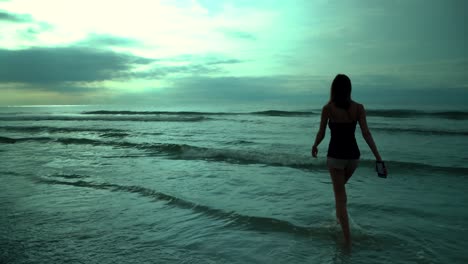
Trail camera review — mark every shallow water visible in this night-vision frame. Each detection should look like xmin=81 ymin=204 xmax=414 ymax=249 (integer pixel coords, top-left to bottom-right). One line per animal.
xmin=1 ymin=105 xmax=468 ymax=263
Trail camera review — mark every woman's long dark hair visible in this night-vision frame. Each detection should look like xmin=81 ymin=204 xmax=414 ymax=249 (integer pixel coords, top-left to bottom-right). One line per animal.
xmin=329 ymin=74 xmax=352 ymax=109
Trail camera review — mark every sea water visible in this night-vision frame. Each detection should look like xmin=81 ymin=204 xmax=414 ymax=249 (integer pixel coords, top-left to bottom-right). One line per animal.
xmin=1 ymin=103 xmax=467 ymax=263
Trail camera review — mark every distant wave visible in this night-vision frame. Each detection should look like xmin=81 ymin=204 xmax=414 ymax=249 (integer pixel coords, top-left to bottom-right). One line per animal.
xmin=80 ymin=109 xmax=468 ymax=120
xmin=48 ymin=173 xmax=89 ymax=179
xmin=250 ymin=109 xmax=468 ymax=120
xmin=99 ymin=132 xmax=130 ymax=138
xmin=82 ymin=110 xmax=230 ymax=116
xmin=0 ymin=136 xmax=16 ymax=144
xmin=0 ymin=170 xmax=21 ymax=176
xmin=366 ymin=110 xmax=468 ymax=120
xmin=13 ymin=136 xmax=468 ymax=175
xmin=0 ymin=126 xmax=159 ymax=138
xmin=226 ymin=140 xmax=256 ymax=145
xmin=250 ymin=110 xmax=315 ymax=117
xmin=2 ymin=109 xmax=467 ymax=121
xmin=0 ymin=125 xmax=125 ymax=134
xmin=373 ymin=127 xmax=468 ymax=136
xmin=82 ymin=110 xmax=317 ymax=117
xmin=0 ymin=115 xmax=207 ymax=122
xmin=36 ymin=176 xmax=328 ymax=236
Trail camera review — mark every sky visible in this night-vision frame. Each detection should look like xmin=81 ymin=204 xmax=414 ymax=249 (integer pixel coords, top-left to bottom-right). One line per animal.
xmin=0 ymin=0 xmax=467 ymax=106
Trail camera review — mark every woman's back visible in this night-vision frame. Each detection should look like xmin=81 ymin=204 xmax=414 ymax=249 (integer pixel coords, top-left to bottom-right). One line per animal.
xmin=326 ymin=101 xmax=361 ymax=159
xmin=326 ymin=101 xmax=360 ymax=123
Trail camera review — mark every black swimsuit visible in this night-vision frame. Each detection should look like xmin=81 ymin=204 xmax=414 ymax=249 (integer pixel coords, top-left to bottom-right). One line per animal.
xmin=327 ymin=121 xmax=360 ymax=159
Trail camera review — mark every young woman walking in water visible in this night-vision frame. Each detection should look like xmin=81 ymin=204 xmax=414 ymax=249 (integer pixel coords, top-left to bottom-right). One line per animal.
xmin=311 ymin=74 xmax=386 ymax=245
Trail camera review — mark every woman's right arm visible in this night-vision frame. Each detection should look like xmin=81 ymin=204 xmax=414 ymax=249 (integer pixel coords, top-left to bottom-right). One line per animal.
xmin=311 ymin=105 xmax=329 ymax=158
xmin=358 ymin=104 xmax=383 ymax=161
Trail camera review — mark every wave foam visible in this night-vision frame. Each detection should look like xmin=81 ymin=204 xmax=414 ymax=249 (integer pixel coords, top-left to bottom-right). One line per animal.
xmin=13 ymin=136 xmax=468 ymax=175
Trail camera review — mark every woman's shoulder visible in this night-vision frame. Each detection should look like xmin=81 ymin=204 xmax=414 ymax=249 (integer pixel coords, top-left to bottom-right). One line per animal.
xmin=322 ymin=102 xmax=332 ymax=110
xmin=321 ymin=103 xmax=332 ymax=118
xmin=351 ymin=100 xmax=364 ymax=109
xmin=351 ymin=101 xmax=366 ymax=117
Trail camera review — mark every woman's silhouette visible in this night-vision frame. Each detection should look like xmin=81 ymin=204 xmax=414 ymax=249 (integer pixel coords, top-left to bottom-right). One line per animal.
xmin=311 ymin=74 xmax=386 ymax=245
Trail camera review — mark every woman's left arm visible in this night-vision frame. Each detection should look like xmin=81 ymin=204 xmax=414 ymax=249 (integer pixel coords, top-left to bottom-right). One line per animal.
xmin=312 ymin=105 xmax=329 ymax=157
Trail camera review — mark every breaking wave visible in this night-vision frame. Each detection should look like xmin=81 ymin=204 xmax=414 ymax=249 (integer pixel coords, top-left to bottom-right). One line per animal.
xmin=12 ymin=136 xmax=468 ymax=175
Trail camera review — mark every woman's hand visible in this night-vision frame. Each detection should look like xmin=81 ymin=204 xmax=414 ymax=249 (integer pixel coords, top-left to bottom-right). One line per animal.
xmin=376 ymin=160 xmax=388 ymax=177
xmin=311 ymin=145 xmax=318 ymax=158
xmin=380 ymin=161 xmax=388 ymax=176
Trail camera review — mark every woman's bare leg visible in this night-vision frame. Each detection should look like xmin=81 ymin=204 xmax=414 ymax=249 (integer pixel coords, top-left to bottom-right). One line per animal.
xmin=344 ymin=162 xmax=358 ymax=184
xmin=329 ymin=168 xmax=351 ymax=245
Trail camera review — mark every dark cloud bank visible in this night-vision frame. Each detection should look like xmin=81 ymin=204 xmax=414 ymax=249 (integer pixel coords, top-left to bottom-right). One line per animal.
xmin=0 ymin=47 xmax=154 ymax=84
xmin=0 ymin=35 xmax=244 ymax=90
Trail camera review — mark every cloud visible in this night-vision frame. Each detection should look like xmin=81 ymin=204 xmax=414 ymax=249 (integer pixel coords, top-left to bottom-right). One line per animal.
xmin=133 ymin=64 xmax=223 ymax=79
xmin=76 ymin=33 xmax=143 ymax=48
xmin=160 ymin=75 xmax=329 ymax=102
xmin=0 ymin=46 xmax=154 ymax=84
xmin=162 ymin=53 xmax=243 ymax=65
xmin=202 ymin=57 xmax=244 ymax=65
xmin=132 ymin=53 xmax=244 ymax=79
xmin=0 ymin=9 xmax=53 ymax=43
xmin=0 ymin=10 xmax=32 ymax=23
xmin=17 ymin=22 xmax=54 ymax=40
xmin=218 ymin=28 xmax=257 ymax=40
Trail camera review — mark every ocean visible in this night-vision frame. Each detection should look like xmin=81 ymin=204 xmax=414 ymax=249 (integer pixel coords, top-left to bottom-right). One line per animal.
xmin=1 ymin=104 xmax=467 ymax=264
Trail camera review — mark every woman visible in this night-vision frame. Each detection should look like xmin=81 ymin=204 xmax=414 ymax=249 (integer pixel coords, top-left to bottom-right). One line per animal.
xmin=311 ymin=74 xmax=386 ymax=245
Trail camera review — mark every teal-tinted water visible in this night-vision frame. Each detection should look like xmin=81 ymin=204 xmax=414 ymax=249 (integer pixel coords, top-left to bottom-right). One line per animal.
xmin=1 ymin=105 xmax=468 ymax=263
